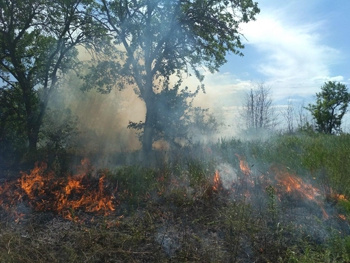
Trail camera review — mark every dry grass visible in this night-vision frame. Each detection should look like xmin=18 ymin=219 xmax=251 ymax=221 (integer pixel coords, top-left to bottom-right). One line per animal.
xmin=1 ymin=135 xmax=350 ymax=262
xmin=0 ymin=179 xmax=348 ymax=263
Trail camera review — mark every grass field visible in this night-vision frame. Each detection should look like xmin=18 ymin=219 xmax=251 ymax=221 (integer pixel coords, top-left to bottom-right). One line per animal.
xmin=1 ymin=133 xmax=350 ymax=262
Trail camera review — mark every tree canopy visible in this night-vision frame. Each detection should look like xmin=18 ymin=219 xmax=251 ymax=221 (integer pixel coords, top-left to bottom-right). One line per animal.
xmin=306 ymin=81 xmax=350 ymax=134
xmin=85 ymin=0 xmax=260 ymax=153
xmin=0 ymin=0 xmax=260 ymax=167
xmin=0 ymin=0 xmax=105 ymax=155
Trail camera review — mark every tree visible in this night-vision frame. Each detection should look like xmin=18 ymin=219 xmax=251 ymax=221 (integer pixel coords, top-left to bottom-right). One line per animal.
xmin=281 ymin=98 xmax=294 ymax=134
xmin=86 ymin=0 xmax=259 ymax=153
xmin=0 ymin=0 xmax=104 ymax=154
xmin=128 ymin=81 xmax=219 ymax=149
xmin=240 ymin=83 xmax=277 ymax=132
xmin=296 ymin=101 xmax=309 ymax=130
xmin=306 ymin=81 xmax=350 ymax=134
xmin=0 ymin=85 xmax=28 ymax=168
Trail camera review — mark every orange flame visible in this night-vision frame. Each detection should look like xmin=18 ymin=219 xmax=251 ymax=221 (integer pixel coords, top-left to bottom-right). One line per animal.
xmin=274 ymin=168 xmax=328 ymax=219
xmin=334 ymin=194 xmax=347 ymax=201
xmin=339 ymin=214 xmax=346 ymax=220
xmin=213 ymin=170 xmax=221 ymax=191
xmin=53 ymin=174 xmax=115 ymax=220
xmin=19 ymin=163 xmax=52 ymax=199
xmin=0 ymin=161 xmax=116 ymax=221
xmin=276 ymin=173 xmax=320 ymax=200
xmin=235 ymin=154 xmax=251 ymax=176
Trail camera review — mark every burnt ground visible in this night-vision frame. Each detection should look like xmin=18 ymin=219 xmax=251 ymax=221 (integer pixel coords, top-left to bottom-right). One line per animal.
xmin=0 ymin=174 xmax=349 ymax=263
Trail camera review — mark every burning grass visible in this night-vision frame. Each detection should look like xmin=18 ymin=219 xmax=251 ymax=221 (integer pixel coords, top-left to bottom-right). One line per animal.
xmin=1 ymin=134 xmax=350 ymax=262
xmin=0 ymin=161 xmax=116 ymax=221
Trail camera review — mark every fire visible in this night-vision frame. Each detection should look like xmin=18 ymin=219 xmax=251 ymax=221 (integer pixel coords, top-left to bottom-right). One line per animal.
xmin=0 ymin=161 xmax=116 ymax=221
xmin=18 ymin=163 xmax=56 ymax=200
xmin=274 ymin=168 xmax=328 ymax=219
xmin=209 ymin=155 xmax=342 ymax=220
xmin=212 ymin=155 xmax=252 ymax=193
xmin=235 ymin=154 xmax=251 ymax=176
xmin=275 ymin=171 xmax=320 ymax=200
xmin=339 ymin=214 xmax=346 ymax=220
xmin=54 ymin=174 xmax=115 ymax=220
xmin=212 ymin=170 xmax=221 ymax=191
xmin=333 ymin=193 xmax=347 ymax=201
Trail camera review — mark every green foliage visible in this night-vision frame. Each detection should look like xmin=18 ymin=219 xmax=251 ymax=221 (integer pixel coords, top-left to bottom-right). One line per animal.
xmin=0 ymin=0 xmax=106 ymax=157
xmin=221 ymin=202 xmax=255 ymax=262
xmin=39 ymin=108 xmax=79 ymax=150
xmin=284 ymin=244 xmax=334 ymax=263
xmin=296 ymin=121 xmax=317 ymax=135
xmin=266 ymin=185 xmax=278 ymax=222
xmin=300 ymin=134 xmax=350 ymax=196
xmin=306 ymin=81 xmax=350 ymax=134
xmin=338 ymin=199 xmax=350 ymax=214
xmin=217 ymin=133 xmax=350 ymax=198
xmin=128 ymin=82 xmax=219 ymax=149
xmin=186 ymin=159 xmax=212 ymax=187
xmin=128 ymin=82 xmax=197 ymax=147
xmin=87 ymin=0 xmax=259 ymax=152
xmin=94 ymin=0 xmax=259 ymax=82
xmin=327 ymin=235 xmax=350 ymax=262
xmin=0 ymin=85 xmax=29 ymax=168
xmin=37 ymin=108 xmax=80 ymax=173
xmin=105 ymin=165 xmax=162 ymax=209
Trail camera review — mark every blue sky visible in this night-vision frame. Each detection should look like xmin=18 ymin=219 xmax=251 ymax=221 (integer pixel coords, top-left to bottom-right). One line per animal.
xmin=196 ymin=0 xmax=350 ymax=130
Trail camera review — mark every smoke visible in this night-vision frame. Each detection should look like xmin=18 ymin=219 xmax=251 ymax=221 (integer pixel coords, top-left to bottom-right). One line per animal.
xmin=216 ymin=162 xmax=238 ymax=189
xmin=45 ymin=61 xmax=145 ymax=168
xmin=43 ymin=45 xmax=278 ymax=171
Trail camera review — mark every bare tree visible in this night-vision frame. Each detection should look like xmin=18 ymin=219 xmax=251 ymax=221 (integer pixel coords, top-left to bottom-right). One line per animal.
xmin=239 ymin=83 xmax=277 ymax=132
xmin=296 ymin=101 xmax=314 ymax=131
xmin=282 ymin=98 xmax=295 ymax=134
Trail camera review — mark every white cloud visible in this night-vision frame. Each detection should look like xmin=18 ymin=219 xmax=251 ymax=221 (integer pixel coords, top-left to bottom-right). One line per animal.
xmin=312 ymin=75 xmax=344 ymax=83
xmin=180 ymin=3 xmax=346 ymax=131
xmin=239 ymin=12 xmax=341 ymax=100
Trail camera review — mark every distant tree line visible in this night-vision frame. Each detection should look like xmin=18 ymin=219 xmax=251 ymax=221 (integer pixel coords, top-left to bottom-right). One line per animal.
xmin=239 ymin=81 xmax=350 ymax=136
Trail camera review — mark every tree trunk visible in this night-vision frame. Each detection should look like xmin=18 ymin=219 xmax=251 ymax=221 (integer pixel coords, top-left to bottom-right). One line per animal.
xmin=142 ymin=93 xmax=156 ymax=155
xmin=28 ymin=131 xmax=38 ymax=153
xmin=142 ymin=41 xmax=156 ymax=156
xmin=26 ymin=112 xmax=42 ymax=155
xmin=22 ymin=83 xmax=39 ymax=153
xmin=24 ymin=86 xmax=47 ymax=155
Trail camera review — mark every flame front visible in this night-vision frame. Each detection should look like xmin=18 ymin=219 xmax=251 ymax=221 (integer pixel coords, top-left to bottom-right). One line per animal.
xmin=19 ymin=163 xmax=52 ymax=199
xmin=276 ymin=172 xmax=320 ymax=200
xmin=274 ymin=168 xmax=328 ymax=219
xmin=0 ymin=162 xmax=116 ymax=221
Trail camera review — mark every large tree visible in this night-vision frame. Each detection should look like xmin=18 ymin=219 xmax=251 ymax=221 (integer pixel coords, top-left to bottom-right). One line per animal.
xmin=0 ymin=0 xmax=104 ymax=154
xmin=306 ymin=81 xmax=349 ymax=134
xmin=86 ymin=0 xmax=259 ymax=153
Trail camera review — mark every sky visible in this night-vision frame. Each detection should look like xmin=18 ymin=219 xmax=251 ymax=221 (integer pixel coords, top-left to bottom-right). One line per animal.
xmin=198 ymin=0 xmax=350 ymax=131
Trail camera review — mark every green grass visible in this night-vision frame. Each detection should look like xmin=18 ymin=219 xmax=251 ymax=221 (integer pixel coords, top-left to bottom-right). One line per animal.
xmin=1 ymin=133 xmax=350 ymax=262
